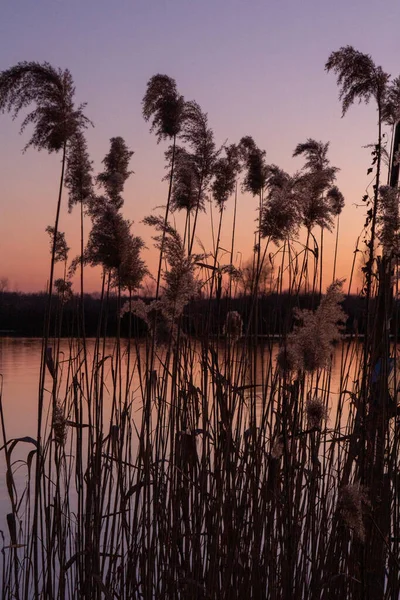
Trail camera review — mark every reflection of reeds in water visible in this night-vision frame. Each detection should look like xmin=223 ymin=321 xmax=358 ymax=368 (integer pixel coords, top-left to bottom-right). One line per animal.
xmin=0 ymin=278 xmax=378 ymax=598
xmin=2 ymin=47 xmax=400 ymax=598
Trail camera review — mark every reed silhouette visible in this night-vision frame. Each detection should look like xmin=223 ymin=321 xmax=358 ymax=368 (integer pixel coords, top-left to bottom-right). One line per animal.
xmin=1 ymin=48 xmax=400 ymax=600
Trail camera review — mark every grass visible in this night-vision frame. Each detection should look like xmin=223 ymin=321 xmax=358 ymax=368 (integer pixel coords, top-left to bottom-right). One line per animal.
xmin=1 ymin=243 xmax=398 ymax=599
xmin=1 ymin=51 xmax=400 ymax=599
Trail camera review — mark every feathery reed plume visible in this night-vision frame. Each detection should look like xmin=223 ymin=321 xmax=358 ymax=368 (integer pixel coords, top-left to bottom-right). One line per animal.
xmin=64 ymin=130 xmax=93 ymax=212
xmin=293 ymin=139 xmax=339 ymax=231
xmin=121 ymin=298 xmax=175 ymax=346
xmin=293 ymin=139 xmax=333 ymax=173
xmin=299 ymin=189 xmax=335 ymax=232
xmin=54 ymin=278 xmax=73 ymax=304
xmin=179 ymin=100 xmax=216 ymax=252
xmin=181 ymin=100 xmax=216 ymax=181
xmin=271 ymin=437 xmax=284 ymax=459
xmin=167 ymin=105 xmax=216 ymax=214
xmin=261 ymin=166 xmax=301 ymax=244
xmin=383 ymin=76 xmax=400 ymax=126
xmin=96 ymin=136 xmax=133 ymax=210
xmin=0 ymin=67 xmax=91 ymax=563
xmin=142 ymin=74 xmax=184 ymax=141
xmin=0 ymin=61 xmax=90 ymax=153
xmin=117 ymin=234 xmax=147 ymax=293
xmin=377 ymin=185 xmax=400 ymax=256
xmin=122 ymin=216 xmax=198 ymax=346
xmin=326 ymin=185 xmax=345 ymax=216
xmin=223 ymin=310 xmax=243 ymax=342
xmin=64 ymin=129 xmax=93 ymax=328
xmin=143 ymin=74 xmax=185 ymax=297
xmin=325 ymin=46 xmax=388 ymax=117
xmin=86 ymin=202 xmax=146 ymax=290
xmin=305 ymin=397 xmax=328 ymax=429
xmin=239 ymin=136 xmax=268 ymax=196
xmin=168 ymin=146 xmax=203 ymax=213
xmin=83 ymin=137 xmax=146 ymax=290
xmin=211 ymin=143 xmax=241 ymax=209
xmin=45 ymin=226 xmax=69 ymax=263
xmin=52 ymin=402 xmax=67 ymax=446
xmin=326 ymin=47 xmax=388 ymax=303
xmin=85 ymin=202 xmax=126 ymax=270
xmin=279 ymin=280 xmax=346 ymax=371
xmin=338 ymin=483 xmax=369 ymax=542
xmin=143 ymin=214 xmax=198 ymax=317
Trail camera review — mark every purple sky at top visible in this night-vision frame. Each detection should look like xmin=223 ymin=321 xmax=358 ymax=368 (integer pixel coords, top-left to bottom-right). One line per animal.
xmin=1 ymin=0 xmax=400 ymax=292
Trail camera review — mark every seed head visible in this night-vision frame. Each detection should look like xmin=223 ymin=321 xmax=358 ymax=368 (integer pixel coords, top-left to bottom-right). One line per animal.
xmin=223 ymin=311 xmax=243 ymax=342
xmin=338 ymin=482 xmax=369 ymax=542
xmin=305 ymin=397 xmax=328 ymax=429
xmin=52 ymin=402 xmax=67 ymax=446
xmin=54 ymin=278 xmax=73 ymax=304
xmin=271 ymin=437 xmax=284 ymax=459
xmin=283 ymin=280 xmax=346 ymax=372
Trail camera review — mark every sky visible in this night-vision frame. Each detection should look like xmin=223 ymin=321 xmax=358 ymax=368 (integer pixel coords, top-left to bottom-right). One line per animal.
xmin=1 ymin=0 xmax=400 ymax=293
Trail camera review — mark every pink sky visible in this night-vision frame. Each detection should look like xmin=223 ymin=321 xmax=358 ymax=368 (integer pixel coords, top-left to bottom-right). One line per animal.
xmin=1 ymin=0 xmax=398 ymax=294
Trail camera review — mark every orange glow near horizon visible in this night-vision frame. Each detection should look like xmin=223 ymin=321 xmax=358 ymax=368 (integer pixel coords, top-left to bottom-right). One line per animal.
xmin=1 ymin=0 xmax=397 ymax=296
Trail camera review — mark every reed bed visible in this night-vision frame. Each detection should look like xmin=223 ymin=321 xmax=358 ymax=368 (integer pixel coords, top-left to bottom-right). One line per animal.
xmin=1 ymin=46 xmax=400 ymax=599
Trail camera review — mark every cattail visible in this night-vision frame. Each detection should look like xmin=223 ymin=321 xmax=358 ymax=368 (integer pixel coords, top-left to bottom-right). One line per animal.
xmin=338 ymin=482 xmax=369 ymax=541
xmin=223 ymin=311 xmax=243 ymax=342
xmin=52 ymin=402 xmax=67 ymax=446
xmin=305 ymin=397 xmax=328 ymax=429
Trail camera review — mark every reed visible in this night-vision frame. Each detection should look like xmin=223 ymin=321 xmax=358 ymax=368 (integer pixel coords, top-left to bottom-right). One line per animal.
xmin=2 ymin=47 xmax=400 ymax=599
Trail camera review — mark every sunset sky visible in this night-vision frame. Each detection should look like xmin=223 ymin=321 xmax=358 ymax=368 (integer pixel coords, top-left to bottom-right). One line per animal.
xmin=1 ymin=0 xmax=400 ymax=293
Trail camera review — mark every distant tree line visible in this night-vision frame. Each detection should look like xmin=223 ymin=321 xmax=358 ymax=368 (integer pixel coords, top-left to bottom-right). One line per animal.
xmin=0 ymin=290 xmax=380 ymax=338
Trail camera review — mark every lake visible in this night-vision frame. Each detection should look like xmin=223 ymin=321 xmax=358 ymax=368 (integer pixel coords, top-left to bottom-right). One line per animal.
xmin=0 ymin=336 xmax=359 ymax=508
xmin=0 ymin=336 xmax=371 ymax=598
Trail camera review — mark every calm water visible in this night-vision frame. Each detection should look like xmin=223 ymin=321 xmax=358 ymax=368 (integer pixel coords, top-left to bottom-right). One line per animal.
xmin=0 ymin=336 xmax=358 ymax=534
xmin=0 ymin=338 xmax=127 ymax=528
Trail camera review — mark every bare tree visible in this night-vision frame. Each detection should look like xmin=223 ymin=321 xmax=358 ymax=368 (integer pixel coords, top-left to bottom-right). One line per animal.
xmin=0 ymin=276 xmax=9 ymax=293
xmin=237 ymin=256 xmax=272 ymax=297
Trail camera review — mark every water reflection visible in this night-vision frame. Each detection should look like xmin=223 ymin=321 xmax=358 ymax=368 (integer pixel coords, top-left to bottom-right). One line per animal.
xmin=0 ymin=336 xmax=358 ymax=530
